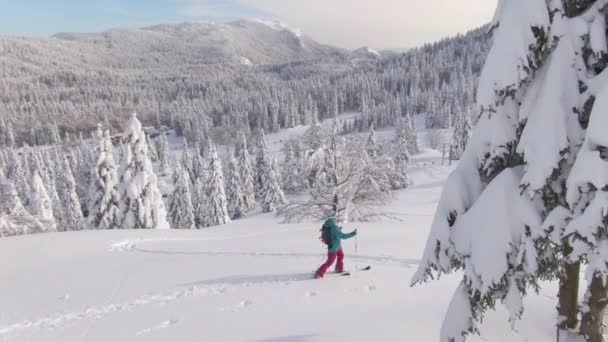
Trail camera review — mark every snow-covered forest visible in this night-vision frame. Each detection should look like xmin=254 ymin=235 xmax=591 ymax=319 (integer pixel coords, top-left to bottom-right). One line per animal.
xmin=0 ymin=20 xmax=486 ymax=234
xmin=0 ymin=21 xmax=489 ymax=147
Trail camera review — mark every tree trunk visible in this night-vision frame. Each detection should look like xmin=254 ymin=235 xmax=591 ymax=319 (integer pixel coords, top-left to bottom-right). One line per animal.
xmin=558 ymin=260 xmax=581 ymax=332
xmin=579 ymin=275 xmax=608 ymax=342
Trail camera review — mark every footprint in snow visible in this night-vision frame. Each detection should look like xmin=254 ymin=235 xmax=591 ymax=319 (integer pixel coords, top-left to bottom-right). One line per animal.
xmin=58 ymin=294 xmax=71 ymax=301
xmin=366 ymin=285 xmax=377 ymax=292
xmin=306 ymin=291 xmax=317 ymax=297
xmin=220 ymin=300 xmax=254 ymax=312
xmin=239 ymin=299 xmax=254 ymax=308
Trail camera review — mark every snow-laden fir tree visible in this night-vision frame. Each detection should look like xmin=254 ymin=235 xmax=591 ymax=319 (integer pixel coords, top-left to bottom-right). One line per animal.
xmin=452 ymin=112 xmax=472 ymax=159
xmin=168 ymin=165 xmax=196 ymax=229
xmin=6 ymin=121 xmax=15 ymax=148
xmin=226 ymin=157 xmax=247 ymax=220
xmin=27 ymin=171 xmax=57 ymax=231
xmin=146 ymin=134 xmax=158 ymax=162
xmin=24 ymin=145 xmax=42 ymax=175
xmin=8 ymin=150 xmax=30 ymax=204
xmin=281 ymin=143 xmax=299 ymax=193
xmin=56 ymin=155 xmax=84 ymax=231
xmin=193 ymin=176 xmax=206 ymax=228
xmin=402 ymin=115 xmax=420 ymax=155
xmin=391 ymin=126 xmax=412 ymax=189
xmin=366 ymin=124 xmax=382 ymax=158
xmin=69 ymin=142 xmax=94 ymax=212
xmin=255 ymin=130 xmax=286 ymax=213
xmin=191 ymin=142 xmax=206 ymax=183
xmin=118 ymin=113 xmax=169 ymax=229
xmin=235 ymin=131 xmax=256 ymax=211
xmin=38 ymin=151 xmax=63 ymax=226
xmin=0 ymin=177 xmax=44 ymax=237
xmin=88 ymin=127 xmax=120 ymax=229
xmin=412 ymin=1 xmax=608 ymax=341
xmin=565 ymin=86 xmax=608 ymax=342
xmin=156 ymin=132 xmax=170 ymax=176
xmin=200 ymin=141 xmax=230 ymax=227
xmin=180 ymin=139 xmax=194 ymax=182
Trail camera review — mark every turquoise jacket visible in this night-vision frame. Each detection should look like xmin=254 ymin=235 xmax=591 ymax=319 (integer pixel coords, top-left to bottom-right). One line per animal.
xmin=323 ymin=219 xmax=356 ymax=253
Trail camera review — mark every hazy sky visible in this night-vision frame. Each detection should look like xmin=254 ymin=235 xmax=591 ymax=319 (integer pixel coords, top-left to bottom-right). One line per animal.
xmin=0 ymin=0 xmax=497 ymax=49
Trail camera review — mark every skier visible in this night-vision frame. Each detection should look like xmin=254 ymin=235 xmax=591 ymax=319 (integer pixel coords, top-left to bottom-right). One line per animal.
xmin=315 ymin=218 xmax=357 ymax=278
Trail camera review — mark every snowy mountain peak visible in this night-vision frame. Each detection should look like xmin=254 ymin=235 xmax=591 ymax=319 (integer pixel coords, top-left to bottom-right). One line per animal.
xmin=46 ymin=20 xmax=343 ymax=67
xmin=253 ymin=19 xmax=303 ymax=38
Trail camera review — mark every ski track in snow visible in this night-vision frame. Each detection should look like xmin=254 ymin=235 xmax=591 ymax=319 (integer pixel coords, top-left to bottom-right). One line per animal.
xmin=0 ymin=236 xmax=418 ymax=338
xmin=109 ymin=228 xmax=311 ymax=252
xmin=132 ymin=246 xmax=419 ymax=268
xmin=111 ymin=233 xmax=420 ymax=267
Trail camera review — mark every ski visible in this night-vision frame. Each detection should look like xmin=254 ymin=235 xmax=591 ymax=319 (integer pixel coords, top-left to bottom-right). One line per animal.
xmin=314 ymin=266 xmax=371 ymax=279
xmin=339 ymin=265 xmax=372 ymax=276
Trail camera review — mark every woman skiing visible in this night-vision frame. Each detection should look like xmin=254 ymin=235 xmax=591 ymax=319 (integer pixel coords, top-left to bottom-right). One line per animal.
xmin=315 ymin=218 xmax=357 ymax=278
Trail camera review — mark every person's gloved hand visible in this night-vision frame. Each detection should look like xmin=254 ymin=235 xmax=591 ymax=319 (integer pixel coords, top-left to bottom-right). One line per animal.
xmin=353 ymin=229 xmax=358 ymax=235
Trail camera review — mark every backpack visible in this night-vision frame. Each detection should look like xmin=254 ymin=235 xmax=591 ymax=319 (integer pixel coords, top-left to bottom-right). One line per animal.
xmin=320 ymin=225 xmax=333 ymax=248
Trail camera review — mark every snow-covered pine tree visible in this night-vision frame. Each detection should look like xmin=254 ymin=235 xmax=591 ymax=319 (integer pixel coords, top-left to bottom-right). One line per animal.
xmin=88 ymin=127 xmax=120 ymax=229
xmin=27 ymin=171 xmax=57 ymax=231
xmin=6 ymin=121 xmax=15 ymax=148
xmin=180 ymin=139 xmax=194 ymax=182
xmin=366 ymin=124 xmax=381 ymax=158
xmin=392 ymin=126 xmax=412 ymax=189
xmin=0 ymin=178 xmax=44 ymax=237
xmin=281 ymin=143 xmax=299 ymax=193
xmin=255 ymin=130 xmax=286 ymax=213
xmin=191 ymin=142 xmax=206 ymax=183
xmin=193 ymin=176 xmax=206 ymax=228
xmin=565 ymin=86 xmax=608 ymax=342
xmin=254 ymin=129 xmax=268 ymax=198
xmin=403 ymin=115 xmax=420 ymax=154
xmin=156 ymin=132 xmax=170 ymax=176
xmin=412 ymin=1 xmax=608 ymax=341
xmin=56 ymin=155 xmax=84 ymax=231
xmin=452 ymin=112 xmax=472 ymax=159
xmin=235 ymin=131 xmax=256 ymax=211
xmin=8 ymin=150 xmax=30 ymax=204
xmin=200 ymin=141 xmax=230 ymax=227
xmin=146 ymin=134 xmax=158 ymax=162
xmin=226 ymin=157 xmax=246 ymax=220
xmin=24 ymin=145 xmax=42 ymax=175
xmin=38 ymin=150 xmax=62 ymax=226
xmin=50 ymin=123 xmax=61 ymax=145
xmin=168 ymin=165 xmax=196 ymax=229
xmin=118 ymin=113 xmax=169 ymax=229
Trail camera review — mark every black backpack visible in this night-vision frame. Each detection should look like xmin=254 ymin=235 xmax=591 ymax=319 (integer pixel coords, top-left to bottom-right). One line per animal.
xmin=320 ymin=224 xmax=332 ymax=248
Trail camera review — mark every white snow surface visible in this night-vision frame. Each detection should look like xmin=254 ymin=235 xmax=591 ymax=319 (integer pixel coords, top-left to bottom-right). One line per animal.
xmin=0 ymin=153 xmax=562 ymax=342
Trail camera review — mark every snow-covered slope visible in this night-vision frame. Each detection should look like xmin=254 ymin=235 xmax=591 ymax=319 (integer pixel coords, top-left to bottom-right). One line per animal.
xmin=0 ymin=152 xmax=560 ymax=342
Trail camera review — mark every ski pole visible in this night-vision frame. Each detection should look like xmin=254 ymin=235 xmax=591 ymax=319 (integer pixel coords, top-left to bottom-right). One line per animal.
xmin=355 ymin=230 xmax=359 ymax=272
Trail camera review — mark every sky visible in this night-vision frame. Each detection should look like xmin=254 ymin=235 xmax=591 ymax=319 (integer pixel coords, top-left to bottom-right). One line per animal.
xmin=0 ymin=0 xmax=497 ymax=49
